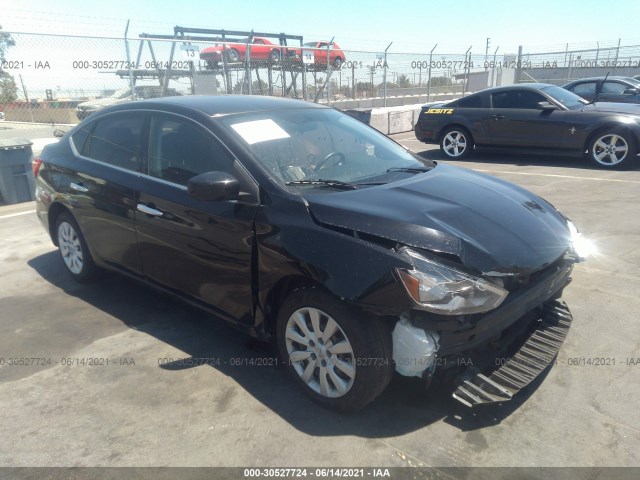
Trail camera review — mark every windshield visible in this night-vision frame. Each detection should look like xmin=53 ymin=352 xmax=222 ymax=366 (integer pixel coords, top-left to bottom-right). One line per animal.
xmin=622 ymin=77 xmax=640 ymax=86
xmin=221 ymin=108 xmax=433 ymax=191
xmin=541 ymin=85 xmax=587 ymax=109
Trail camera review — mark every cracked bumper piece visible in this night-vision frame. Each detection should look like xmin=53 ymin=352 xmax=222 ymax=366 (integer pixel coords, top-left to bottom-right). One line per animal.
xmin=452 ymin=300 xmax=572 ymax=407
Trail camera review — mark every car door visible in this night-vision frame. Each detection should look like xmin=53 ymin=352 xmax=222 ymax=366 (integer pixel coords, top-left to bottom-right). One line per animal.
xmin=485 ymin=90 xmax=566 ymax=148
xmin=600 ymin=80 xmax=639 ymax=103
xmin=315 ymin=42 xmax=329 ymax=65
xmin=249 ymin=38 xmax=271 ymax=60
xmin=66 ymin=112 xmax=145 ymax=275
xmin=134 ymin=112 xmax=259 ymax=325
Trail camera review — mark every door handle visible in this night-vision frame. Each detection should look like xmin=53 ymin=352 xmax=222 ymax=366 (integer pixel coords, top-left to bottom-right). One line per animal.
xmin=137 ymin=203 xmax=163 ymax=217
xmin=70 ymin=182 xmax=88 ymax=193
xmin=491 ymin=114 xmax=505 ymax=120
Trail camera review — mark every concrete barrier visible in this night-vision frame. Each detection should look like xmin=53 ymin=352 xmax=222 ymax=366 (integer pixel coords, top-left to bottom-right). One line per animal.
xmin=339 ymin=94 xmax=462 ymax=135
xmin=349 ymin=104 xmax=426 ymax=136
xmin=4 ymin=108 xmax=78 ymax=125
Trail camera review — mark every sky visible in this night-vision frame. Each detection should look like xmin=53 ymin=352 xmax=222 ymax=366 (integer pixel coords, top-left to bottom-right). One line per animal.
xmin=2 ymin=0 xmax=640 ymax=54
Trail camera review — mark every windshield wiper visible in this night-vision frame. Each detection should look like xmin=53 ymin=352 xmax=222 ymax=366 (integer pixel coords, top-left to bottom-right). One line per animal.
xmin=386 ymin=166 xmax=432 ymax=174
xmin=285 ymin=179 xmax=358 ymax=190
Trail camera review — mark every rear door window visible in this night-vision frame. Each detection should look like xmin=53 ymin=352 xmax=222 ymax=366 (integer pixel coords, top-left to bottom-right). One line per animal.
xmin=491 ymin=90 xmax=546 ymax=109
xmin=83 ymin=113 xmax=145 ymax=171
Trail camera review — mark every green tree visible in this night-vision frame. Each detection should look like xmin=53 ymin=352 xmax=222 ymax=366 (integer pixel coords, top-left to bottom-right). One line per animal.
xmin=430 ymin=76 xmax=452 ymax=87
xmin=0 ymin=75 xmax=18 ymax=104
xmin=0 ymin=26 xmax=18 ymax=103
xmin=396 ymin=74 xmax=412 ymax=88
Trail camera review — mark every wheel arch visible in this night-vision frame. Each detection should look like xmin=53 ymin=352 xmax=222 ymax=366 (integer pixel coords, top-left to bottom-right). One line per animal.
xmin=437 ymin=122 xmax=474 ymax=144
xmin=584 ymin=122 xmax=639 ymax=154
xmin=262 ymin=275 xmax=327 ymax=337
xmin=48 ymin=202 xmax=73 ymax=246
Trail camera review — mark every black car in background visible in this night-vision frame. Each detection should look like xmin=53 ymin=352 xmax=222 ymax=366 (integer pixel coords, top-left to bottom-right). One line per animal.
xmin=415 ymin=83 xmax=640 ymax=169
xmin=563 ymin=76 xmax=640 ymax=104
xmin=35 ymin=96 xmax=585 ymax=410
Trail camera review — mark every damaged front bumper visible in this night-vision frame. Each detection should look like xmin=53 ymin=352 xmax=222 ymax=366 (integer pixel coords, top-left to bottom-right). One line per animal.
xmin=452 ymin=299 xmax=572 ymax=407
xmin=390 ymin=256 xmax=574 ymax=407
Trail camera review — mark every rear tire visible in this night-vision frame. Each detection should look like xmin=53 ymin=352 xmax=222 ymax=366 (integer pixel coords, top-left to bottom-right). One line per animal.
xmin=276 ymin=288 xmax=392 ymax=411
xmin=269 ymin=50 xmax=281 ymax=63
xmin=588 ymin=129 xmax=637 ymax=169
xmin=225 ymin=48 xmax=240 ymax=63
xmin=55 ymin=211 xmax=98 ymax=282
xmin=440 ymin=126 xmax=474 ymax=160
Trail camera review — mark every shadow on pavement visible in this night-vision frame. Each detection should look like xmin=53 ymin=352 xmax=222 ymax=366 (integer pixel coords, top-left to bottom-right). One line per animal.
xmin=28 ymin=250 xmax=548 ymax=438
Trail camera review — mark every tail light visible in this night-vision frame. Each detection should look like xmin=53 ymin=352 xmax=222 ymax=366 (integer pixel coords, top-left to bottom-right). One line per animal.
xmin=32 ymin=157 xmax=43 ymax=177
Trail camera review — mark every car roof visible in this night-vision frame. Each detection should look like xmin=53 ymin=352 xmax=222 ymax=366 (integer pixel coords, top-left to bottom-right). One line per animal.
xmin=109 ymin=95 xmax=328 ymax=116
xmin=566 ymin=76 xmax=633 ymax=83
xmin=466 ymin=83 xmax=556 ymax=95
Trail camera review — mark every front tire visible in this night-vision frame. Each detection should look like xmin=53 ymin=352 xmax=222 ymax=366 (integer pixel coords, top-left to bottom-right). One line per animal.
xmin=588 ymin=130 xmax=637 ymax=169
xmin=276 ymin=288 xmax=392 ymax=411
xmin=440 ymin=126 xmax=474 ymax=160
xmin=225 ymin=48 xmax=240 ymax=63
xmin=55 ymin=212 xmax=98 ymax=282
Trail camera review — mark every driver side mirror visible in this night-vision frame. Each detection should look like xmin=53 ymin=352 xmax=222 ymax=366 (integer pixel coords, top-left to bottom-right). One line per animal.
xmin=623 ymin=88 xmax=638 ymax=95
xmin=187 ymin=171 xmax=239 ymax=201
xmin=537 ymin=101 xmax=558 ymax=111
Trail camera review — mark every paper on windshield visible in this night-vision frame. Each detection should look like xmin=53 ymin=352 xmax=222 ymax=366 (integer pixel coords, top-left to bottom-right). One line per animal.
xmin=230 ymin=119 xmax=290 ymax=144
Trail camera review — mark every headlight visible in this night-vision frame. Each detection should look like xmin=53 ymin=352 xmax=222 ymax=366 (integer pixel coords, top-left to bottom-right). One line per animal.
xmin=567 ymin=221 xmax=594 ymax=260
xmin=396 ymin=248 xmax=508 ymax=315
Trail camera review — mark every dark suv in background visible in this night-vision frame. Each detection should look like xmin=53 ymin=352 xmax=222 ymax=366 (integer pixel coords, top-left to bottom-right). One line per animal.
xmin=563 ymin=76 xmax=640 ymax=103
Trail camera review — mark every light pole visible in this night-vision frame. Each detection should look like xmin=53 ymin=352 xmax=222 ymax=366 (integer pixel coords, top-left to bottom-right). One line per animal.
xmin=383 ymin=41 xmax=392 ymax=107
xmin=427 ymin=43 xmax=437 ymax=102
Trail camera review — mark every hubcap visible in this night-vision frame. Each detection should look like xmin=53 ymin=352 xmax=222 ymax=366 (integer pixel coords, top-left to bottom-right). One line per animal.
xmin=285 ymin=307 xmax=356 ymax=398
xmin=593 ymin=134 xmax=628 ymax=166
xmin=443 ymin=131 xmax=467 ymax=157
xmin=57 ymin=221 xmax=84 ymax=274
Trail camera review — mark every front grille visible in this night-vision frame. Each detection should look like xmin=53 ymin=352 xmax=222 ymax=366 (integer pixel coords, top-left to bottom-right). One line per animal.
xmin=452 ymin=300 xmax=572 ymax=407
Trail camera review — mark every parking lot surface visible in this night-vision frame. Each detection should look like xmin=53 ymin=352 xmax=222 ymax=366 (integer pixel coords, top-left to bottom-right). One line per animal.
xmin=0 ymin=137 xmax=639 ymax=468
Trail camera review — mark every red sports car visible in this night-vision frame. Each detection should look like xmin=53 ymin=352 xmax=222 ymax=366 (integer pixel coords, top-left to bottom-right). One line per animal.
xmin=200 ymin=37 xmax=297 ymax=66
xmin=200 ymin=38 xmax=346 ymax=69
xmin=300 ymin=41 xmax=346 ymax=68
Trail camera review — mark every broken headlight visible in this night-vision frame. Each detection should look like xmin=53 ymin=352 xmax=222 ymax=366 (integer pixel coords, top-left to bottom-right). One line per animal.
xmin=396 ymin=248 xmax=508 ymax=315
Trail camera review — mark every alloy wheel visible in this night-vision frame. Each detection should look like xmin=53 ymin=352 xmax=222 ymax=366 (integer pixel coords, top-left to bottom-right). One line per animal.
xmin=443 ymin=130 xmax=468 ymax=157
xmin=57 ymin=221 xmax=84 ymax=274
xmin=284 ymin=307 xmax=356 ymax=398
xmin=592 ymin=134 xmax=629 ymax=166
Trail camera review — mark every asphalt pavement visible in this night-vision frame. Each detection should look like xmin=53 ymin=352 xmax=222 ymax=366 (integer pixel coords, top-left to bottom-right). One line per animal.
xmin=0 ymin=138 xmax=638 ymax=470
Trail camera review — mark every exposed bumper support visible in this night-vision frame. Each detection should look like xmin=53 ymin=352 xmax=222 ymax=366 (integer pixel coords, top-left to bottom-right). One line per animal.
xmin=452 ymin=300 xmax=572 ymax=407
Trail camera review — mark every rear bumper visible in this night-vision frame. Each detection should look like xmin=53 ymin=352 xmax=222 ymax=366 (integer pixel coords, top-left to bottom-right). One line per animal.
xmin=452 ymin=299 xmax=572 ymax=407
xmin=414 ymin=122 xmax=436 ymax=143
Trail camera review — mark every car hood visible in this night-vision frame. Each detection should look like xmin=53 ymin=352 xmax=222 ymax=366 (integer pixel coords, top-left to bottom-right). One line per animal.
xmin=304 ymin=163 xmax=572 ymax=275
xmin=582 ymin=102 xmax=640 ymax=115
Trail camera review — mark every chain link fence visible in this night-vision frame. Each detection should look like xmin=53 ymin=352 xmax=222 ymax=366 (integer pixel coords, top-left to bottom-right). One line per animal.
xmin=2 ymin=31 xmax=640 ymax=126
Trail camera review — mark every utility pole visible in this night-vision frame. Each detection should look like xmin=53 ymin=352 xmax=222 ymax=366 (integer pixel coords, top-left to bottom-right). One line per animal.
xmin=383 ymin=41 xmax=393 ymax=107
xmin=427 ymin=43 xmax=437 ymax=102
xmin=485 ymin=37 xmax=491 ymax=69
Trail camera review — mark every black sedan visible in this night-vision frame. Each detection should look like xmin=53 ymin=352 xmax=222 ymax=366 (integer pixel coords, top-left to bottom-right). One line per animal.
xmin=414 ymin=83 xmax=640 ymax=169
xmin=35 ymin=95 xmax=585 ymax=410
xmin=563 ymin=76 xmax=640 ymax=104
